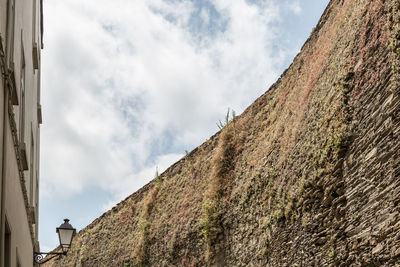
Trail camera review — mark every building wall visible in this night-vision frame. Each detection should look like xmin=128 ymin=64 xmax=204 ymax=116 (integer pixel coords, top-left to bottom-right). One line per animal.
xmin=0 ymin=0 xmax=43 ymax=266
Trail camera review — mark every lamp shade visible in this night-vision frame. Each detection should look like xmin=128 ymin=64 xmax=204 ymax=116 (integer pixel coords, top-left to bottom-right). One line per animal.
xmin=56 ymin=219 xmax=76 ymax=249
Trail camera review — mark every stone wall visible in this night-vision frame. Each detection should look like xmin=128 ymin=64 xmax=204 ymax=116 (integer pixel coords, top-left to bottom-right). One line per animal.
xmin=46 ymin=0 xmax=400 ymax=266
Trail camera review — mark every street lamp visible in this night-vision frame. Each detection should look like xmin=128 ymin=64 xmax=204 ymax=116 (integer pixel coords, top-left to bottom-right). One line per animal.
xmin=34 ymin=219 xmax=76 ymax=265
xmin=56 ymin=219 xmax=76 ymax=249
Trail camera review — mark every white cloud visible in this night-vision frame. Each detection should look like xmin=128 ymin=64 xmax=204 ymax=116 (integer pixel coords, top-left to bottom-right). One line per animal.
xmin=286 ymin=0 xmax=302 ymax=15
xmin=41 ymin=0 xmax=284 ymax=205
xmin=102 ymin=152 xmax=183 ymax=211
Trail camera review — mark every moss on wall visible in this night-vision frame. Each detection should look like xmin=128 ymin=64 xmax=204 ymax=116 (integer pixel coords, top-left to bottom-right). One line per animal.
xmin=45 ymin=1 xmax=400 ymax=266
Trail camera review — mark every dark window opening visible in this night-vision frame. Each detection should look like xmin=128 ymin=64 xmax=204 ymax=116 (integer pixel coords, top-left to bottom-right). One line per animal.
xmin=19 ymin=38 xmax=26 ymax=143
xmin=30 ymin=128 xmax=34 ymax=204
xmin=16 ymin=248 xmax=21 ymax=267
xmin=5 ymin=218 xmax=11 ymax=267
xmin=6 ymin=0 xmax=16 ymax=64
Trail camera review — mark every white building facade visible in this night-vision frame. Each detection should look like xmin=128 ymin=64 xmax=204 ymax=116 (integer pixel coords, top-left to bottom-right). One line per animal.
xmin=0 ymin=0 xmax=43 ymax=266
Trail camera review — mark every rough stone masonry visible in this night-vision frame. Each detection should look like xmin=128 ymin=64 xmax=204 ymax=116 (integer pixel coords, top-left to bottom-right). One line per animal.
xmin=45 ymin=0 xmax=400 ymax=266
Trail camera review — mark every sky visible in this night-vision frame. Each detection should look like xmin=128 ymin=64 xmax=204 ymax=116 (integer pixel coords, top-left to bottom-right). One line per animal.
xmin=39 ymin=0 xmax=330 ymax=251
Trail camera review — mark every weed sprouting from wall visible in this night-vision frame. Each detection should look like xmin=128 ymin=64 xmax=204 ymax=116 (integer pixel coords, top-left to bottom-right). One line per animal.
xmin=201 ymin=123 xmax=237 ymax=264
xmin=134 ymin=171 xmax=162 ymax=266
xmin=217 ymin=108 xmax=236 ymax=130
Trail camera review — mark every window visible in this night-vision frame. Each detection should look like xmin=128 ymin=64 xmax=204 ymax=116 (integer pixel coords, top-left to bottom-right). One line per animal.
xmin=35 ymin=171 xmax=39 ymax=206
xmin=18 ymin=34 xmax=29 ymax=170
xmin=35 ymin=170 xmax=39 ymax=226
xmin=30 ymin=127 xmax=34 ymax=205
xmin=16 ymin=248 xmax=21 ymax=267
xmin=37 ymin=69 xmax=41 ymax=101
xmin=20 ymin=35 xmax=25 ymax=144
xmin=32 ymin=0 xmax=37 ymax=42
xmin=6 ymin=0 xmax=18 ymax=105
xmin=4 ymin=218 xmax=11 ymax=267
xmin=6 ymin=0 xmax=16 ymax=64
xmin=32 ymin=0 xmax=40 ymax=70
